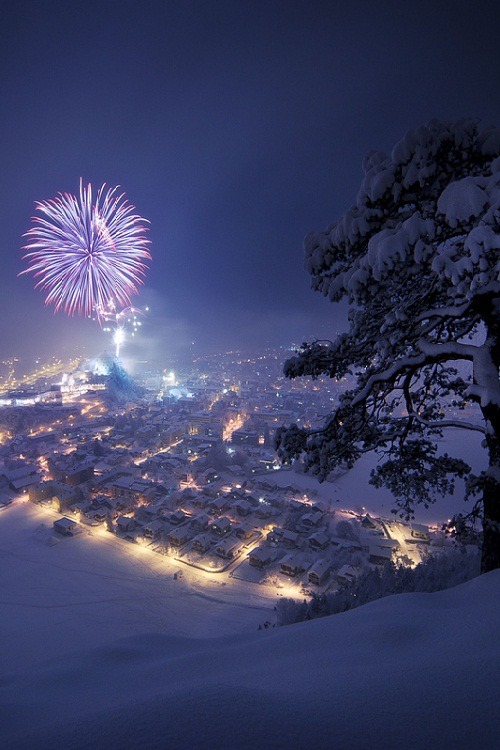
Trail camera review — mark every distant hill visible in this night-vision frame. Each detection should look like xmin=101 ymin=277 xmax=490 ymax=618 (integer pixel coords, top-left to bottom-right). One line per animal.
xmin=104 ymin=359 xmax=144 ymax=403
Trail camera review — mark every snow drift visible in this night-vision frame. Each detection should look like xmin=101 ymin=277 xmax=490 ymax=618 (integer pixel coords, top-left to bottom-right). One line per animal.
xmin=2 ymin=569 xmax=499 ymax=749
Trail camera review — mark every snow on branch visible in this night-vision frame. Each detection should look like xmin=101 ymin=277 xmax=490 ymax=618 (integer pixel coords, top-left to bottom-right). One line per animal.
xmin=415 ymin=301 xmax=473 ymax=323
xmin=406 ymin=412 xmax=485 ymax=435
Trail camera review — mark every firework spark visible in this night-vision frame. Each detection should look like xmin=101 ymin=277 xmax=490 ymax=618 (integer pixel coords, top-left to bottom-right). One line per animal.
xmin=103 ymin=305 xmax=147 ymax=357
xmin=21 ymin=180 xmax=151 ymax=321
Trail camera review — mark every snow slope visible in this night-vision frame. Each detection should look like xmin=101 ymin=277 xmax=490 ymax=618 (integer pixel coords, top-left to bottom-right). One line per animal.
xmin=1 ymin=505 xmax=499 ymax=749
xmin=0 ymin=503 xmax=275 ymax=675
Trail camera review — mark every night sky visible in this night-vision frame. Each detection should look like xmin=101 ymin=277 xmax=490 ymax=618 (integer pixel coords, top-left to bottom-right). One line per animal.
xmin=1 ymin=0 xmax=499 ymax=363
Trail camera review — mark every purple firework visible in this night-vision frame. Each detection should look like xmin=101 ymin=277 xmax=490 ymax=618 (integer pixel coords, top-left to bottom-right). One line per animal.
xmin=21 ymin=180 xmax=151 ymax=322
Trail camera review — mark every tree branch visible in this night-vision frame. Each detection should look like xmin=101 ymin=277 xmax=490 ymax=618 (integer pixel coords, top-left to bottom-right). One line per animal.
xmin=407 ymin=412 xmax=486 ymax=434
xmin=351 ymin=340 xmax=476 ymax=409
xmin=415 ymin=301 xmax=473 ymax=323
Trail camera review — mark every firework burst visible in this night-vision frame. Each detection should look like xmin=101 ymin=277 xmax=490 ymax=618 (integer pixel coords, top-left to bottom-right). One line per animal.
xmin=21 ymin=180 xmax=151 ymax=321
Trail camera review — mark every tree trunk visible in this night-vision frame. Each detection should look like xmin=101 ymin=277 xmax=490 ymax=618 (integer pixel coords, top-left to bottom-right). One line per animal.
xmin=481 ymin=402 xmax=500 ymax=573
xmin=482 ymin=486 xmax=500 ymax=573
xmin=476 ymin=313 xmax=500 ymax=573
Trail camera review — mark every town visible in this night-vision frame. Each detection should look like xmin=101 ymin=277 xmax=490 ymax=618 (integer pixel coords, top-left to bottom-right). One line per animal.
xmin=0 ymin=348 xmax=446 ymax=600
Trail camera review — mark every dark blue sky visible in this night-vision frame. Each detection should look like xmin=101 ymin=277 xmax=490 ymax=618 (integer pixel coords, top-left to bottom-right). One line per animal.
xmin=1 ymin=0 xmax=499 ymax=362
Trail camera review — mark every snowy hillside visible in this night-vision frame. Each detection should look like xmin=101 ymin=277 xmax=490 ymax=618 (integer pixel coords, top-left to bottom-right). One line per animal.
xmin=1 ymin=504 xmax=499 ymax=749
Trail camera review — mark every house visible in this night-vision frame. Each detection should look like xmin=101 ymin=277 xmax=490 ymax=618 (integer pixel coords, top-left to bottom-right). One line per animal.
xmin=192 ymin=493 xmax=211 ymax=509
xmin=107 ymin=476 xmax=138 ymax=502
xmin=107 ymin=477 xmax=154 ymax=504
xmin=215 ymin=537 xmax=242 ymax=560
xmin=336 ymin=564 xmax=360 ymax=585
xmin=282 ymin=530 xmax=300 ymax=549
xmin=167 ymin=490 xmax=183 ymax=508
xmin=190 ymin=513 xmax=210 ymax=532
xmin=375 ymin=537 xmax=400 ymax=551
xmin=245 ymin=494 xmax=260 ymax=508
xmin=51 ymin=483 xmax=83 ymax=512
xmin=116 ymin=516 xmax=136 ymax=534
xmin=62 ymin=460 xmax=95 ymax=487
xmin=94 ymin=496 xmax=121 ymax=517
xmin=234 ymin=521 xmax=254 ymax=540
xmin=88 ymin=506 xmax=111 ymax=523
xmin=223 ymin=464 xmax=245 ymax=477
xmin=7 ymin=471 xmax=41 ymax=493
xmin=308 ymin=531 xmax=330 ymax=551
xmin=233 ymin=498 xmax=252 ymax=516
xmin=178 ymin=487 xmax=197 ymax=504
xmin=299 ymin=510 xmax=323 ymax=528
xmin=211 ymin=516 xmax=231 ymax=536
xmin=29 ymin=481 xmax=55 ymax=504
xmin=410 ymin=523 xmax=430 ymax=542
xmin=258 ymin=455 xmax=279 ymax=471
xmin=288 ymin=500 xmax=306 ymax=512
xmin=169 ymin=509 xmax=187 ymax=525
xmin=167 ymin=527 xmax=193 ymax=548
xmin=28 ymin=431 xmax=56 ymax=446
xmin=248 ymin=546 xmax=277 ymax=569
xmin=330 ymin=536 xmax=363 ymax=553
xmin=207 ymin=497 xmax=228 ymax=516
xmin=53 ymin=517 xmax=80 ymax=536
xmin=267 ymin=528 xmax=300 ymax=548
xmin=267 ymin=528 xmax=283 ymax=545
xmin=361 ymin=514 xmax=380 ymax=530
xmin=198 ymin=469 xmax=219 ymax=485
xmin=279 ymin=552 xmax=311 ymax=578
xmin=191 ymin=533 xmax=212 ymax=554
xmin=71 ymin=500 xmax=91 ymax=515
xmin=308 ymin=558 xmax=331 ymax=586
xmin=255 ymin=504 xmax=273 ymax=519
xmin=29 ymin=480 xmax=81 ymax=511
xmin=369 ymin=543 xmax=393 ymax=565
xmin=93 ymin=460 xmax=113 ymax=476
xmin=256 ymin=479 xmax=277 ymax=493
xmin=142 ymin=502 xmax=165 ymax=519
xmin=142 ymin=519 xmax=165 ymax=540
xmin=231 ymin=428 xmax=260 ymax=446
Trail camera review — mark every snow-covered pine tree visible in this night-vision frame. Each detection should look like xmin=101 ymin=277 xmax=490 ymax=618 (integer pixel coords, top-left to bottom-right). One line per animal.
xmin=276 ymin=119 xmax=500 ymax=572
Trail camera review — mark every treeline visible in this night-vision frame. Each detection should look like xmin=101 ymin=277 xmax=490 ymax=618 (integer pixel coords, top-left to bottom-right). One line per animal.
xmin=276 ymin=546 xmax=481 ymax=626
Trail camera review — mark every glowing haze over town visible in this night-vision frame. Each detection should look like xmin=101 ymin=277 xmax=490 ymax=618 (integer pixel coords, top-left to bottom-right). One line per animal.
xmin=1 ymin=2 xmax=499 ymax=748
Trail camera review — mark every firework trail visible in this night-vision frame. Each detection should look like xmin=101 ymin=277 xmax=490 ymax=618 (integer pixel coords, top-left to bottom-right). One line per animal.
xmin=21 ymin=180 xmax=151 ymax=322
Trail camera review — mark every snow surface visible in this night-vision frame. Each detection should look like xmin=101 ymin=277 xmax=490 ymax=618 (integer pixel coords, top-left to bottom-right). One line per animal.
xmin=0 ymin=503 xmax=275 ymax=676
xmin=1 ymin=499 xmax=499 ymax=748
